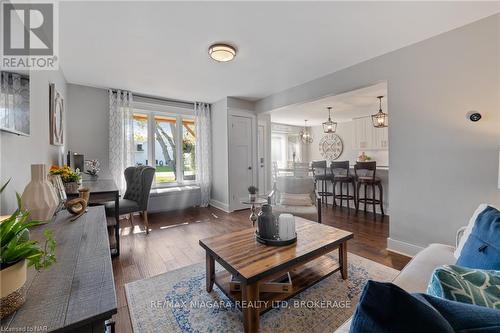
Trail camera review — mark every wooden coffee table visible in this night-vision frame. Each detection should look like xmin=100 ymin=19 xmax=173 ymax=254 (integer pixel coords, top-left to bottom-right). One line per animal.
xmin=199 ymin=217 xmax=353 ymax=333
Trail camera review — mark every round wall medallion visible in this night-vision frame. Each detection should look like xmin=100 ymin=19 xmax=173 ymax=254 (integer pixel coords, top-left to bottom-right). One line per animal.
xmin=319 ymin=134 xmax=343 ymax=161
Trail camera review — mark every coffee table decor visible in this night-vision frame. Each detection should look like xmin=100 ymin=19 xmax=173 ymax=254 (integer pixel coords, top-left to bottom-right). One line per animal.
xmin=256 ymin=206 xmax=297 ymax=246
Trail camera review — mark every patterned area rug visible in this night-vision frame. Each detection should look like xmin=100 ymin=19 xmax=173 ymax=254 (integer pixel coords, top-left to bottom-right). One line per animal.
xmin=125 ymin=253 xmax=399 ymax=333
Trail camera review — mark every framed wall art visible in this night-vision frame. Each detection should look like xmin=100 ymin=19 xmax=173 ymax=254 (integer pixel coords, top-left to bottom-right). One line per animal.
xmin=49 ymin=83 xmax=64 ymax=145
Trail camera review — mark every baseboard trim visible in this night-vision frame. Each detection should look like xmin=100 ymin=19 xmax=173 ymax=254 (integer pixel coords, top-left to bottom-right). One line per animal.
xmin=387 ymin=237 xmax=424 ymax=257
xmin=209 ymin=199 xmax=231 ymax=213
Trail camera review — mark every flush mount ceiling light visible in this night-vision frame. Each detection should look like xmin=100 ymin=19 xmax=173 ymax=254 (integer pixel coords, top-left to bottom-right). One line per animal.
xmin=323 ymin=106 xmax=337 ymax=133
xmin=208 ymin=43 xmax=237 ymax=62
xmin=371 ymin=96 xmax=388 ymax=128
xmin=300 ymin=120 xmax=313 ymax=144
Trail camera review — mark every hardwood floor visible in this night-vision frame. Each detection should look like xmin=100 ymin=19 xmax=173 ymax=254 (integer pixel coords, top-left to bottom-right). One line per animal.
xmin=110 ymin=205 xmax=410 ymax=332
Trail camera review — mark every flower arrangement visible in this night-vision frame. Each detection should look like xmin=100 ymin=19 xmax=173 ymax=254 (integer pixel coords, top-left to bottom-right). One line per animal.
xmin=49 ymin=165 xmax=81 ymax=183
xmin=84 ymin=159 xmax=100 ymax=177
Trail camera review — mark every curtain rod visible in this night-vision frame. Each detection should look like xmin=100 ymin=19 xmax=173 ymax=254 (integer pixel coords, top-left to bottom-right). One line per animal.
xmin=109 ymin=89 xmax=195 ymax=107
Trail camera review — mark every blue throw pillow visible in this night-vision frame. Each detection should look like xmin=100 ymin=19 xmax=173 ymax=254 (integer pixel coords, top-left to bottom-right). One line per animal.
xmin=350 ymin=280 xmax=500 ymax=333
xmin=349 ymin=281 xmax=454 ymax=333
xmin=457 ymin=206 xmax=500 ymax=270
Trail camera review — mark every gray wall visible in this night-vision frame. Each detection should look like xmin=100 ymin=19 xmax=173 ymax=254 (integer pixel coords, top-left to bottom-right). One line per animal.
xmin=257 ymin=14 xmax=500 ymax=254
xmin=66 ymin=84 xmax=110 ymax=178
xmin=1 ymin=70 xmax=67 ymax=214
xmin=210 ymin=98 xmax=230 ymax=211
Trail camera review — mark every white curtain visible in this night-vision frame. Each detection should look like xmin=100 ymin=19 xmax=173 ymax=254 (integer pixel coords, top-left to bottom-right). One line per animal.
xmin=195 ymin=102 xmax=212 ymax=207
xmin=109 ymin=90 xmax=134 ymax=193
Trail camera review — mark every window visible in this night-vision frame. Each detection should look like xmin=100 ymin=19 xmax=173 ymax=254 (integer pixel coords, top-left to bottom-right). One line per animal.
xmin=271 ymin=132 xmax=303 ymax=168
xmin=132 ymin=110 xmax=196 ymax=187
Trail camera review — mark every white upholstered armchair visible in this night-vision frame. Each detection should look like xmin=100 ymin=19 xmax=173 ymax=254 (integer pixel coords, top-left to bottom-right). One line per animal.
xmin=267 ymin=176 xmax=322 ymax=223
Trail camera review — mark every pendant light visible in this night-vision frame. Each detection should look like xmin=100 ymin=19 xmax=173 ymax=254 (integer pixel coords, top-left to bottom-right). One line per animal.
xmin=322 ymin=106 xmax=337 ymax=133
xmin=371 ymin=96 xmax=388 ymax=128
xmin=300 ymin=120 xmax=313 ymax=144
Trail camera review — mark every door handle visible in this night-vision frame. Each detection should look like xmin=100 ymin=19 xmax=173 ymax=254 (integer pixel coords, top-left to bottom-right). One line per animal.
xmin=248 ymin=166 xmax=252 ymax=170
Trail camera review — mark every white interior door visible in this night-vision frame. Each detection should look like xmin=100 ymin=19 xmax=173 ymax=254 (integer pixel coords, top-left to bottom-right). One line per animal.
xmin=230 ymin=115 xmax=254 ymax=210
xmin=258 ymin=124 xmax=266 ymax=195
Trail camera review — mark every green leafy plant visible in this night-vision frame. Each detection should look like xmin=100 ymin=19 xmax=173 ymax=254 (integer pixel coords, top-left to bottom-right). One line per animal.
xmin=248 ymin=185 xmax=258 ymax=194
xmin=0 ymin=180 xmax=56 ymax=271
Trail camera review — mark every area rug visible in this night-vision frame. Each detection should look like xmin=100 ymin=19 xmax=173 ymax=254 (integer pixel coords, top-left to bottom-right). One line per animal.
xmin=125 ymin=252 xmax=399 ymax=333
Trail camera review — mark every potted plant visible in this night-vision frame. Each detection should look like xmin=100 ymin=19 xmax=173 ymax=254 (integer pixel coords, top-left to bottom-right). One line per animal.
xmin=248 ymin=185 xmax=258 ymax=202
xmin=49 ymin=165 xmax=81 ymax=193
xmin=0 ymin=180 xmax=57 ymax=319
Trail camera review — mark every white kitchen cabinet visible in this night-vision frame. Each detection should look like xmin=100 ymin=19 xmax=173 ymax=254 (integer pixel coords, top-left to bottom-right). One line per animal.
xmin=352 ymin=117 xmax=388 ymax=150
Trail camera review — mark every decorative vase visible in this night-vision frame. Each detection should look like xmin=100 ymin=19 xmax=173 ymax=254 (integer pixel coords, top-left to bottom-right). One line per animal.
xmin=21 ymin=164 xmax=59 ymax=221
xmin=257 ymin=204 xmax=278 ymax=240
xmin=249 ymin=193 xmax=257 ymax=202
xmin=63 ymin=182 xmax=79 ymax=193
xmin=0 ymin=260 xmax=27 ymax=319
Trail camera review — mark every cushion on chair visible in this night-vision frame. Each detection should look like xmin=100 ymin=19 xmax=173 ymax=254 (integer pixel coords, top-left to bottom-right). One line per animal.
xmin=276 ymin=177 xmax=314 ymax=194
xmin=456 ymin=205 xmax=500 ymax=270
xmin=105 ymin=199 xmax=140 ymax=215
xmin=427 ymin=264 xmax=500 ymax=309
xmin=272 ymin=204 xmax=318 ymax=222
xmin=279 ymin=193 xmax=313 ymax=206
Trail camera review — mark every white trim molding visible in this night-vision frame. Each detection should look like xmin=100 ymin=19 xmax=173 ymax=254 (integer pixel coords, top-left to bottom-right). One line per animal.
xmin=209 ymin=199 xmax=231 ymax=213
xmin=387 ymin=237 xmax=424 ymax=257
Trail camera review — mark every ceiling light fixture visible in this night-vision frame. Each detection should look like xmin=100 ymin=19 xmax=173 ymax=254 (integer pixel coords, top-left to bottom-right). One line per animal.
xmin=300 ymin=120 xmax=313 ymax=144
xmin=371 ymin=96 xmax=388 ymax=128
xmin=208 ymin=43 xmax=237 ymax=62
xmin=323 ymin=106 xmax=337 ymax=133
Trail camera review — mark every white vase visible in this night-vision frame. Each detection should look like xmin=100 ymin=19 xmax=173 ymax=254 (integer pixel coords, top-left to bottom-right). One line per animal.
xmin=21 ymin=164 xmax=58 ymax=221
xmin=0 ymin=260 xmax=27 ymax=319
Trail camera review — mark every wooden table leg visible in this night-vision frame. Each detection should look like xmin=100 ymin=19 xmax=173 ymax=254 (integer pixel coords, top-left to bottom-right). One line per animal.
xmin=114 ymin=192 xmax=120 ymax=257
xmin=206 ymin=253 xmax=215 ymax=292
xmin=242 ymin=282 xmax=259 ymax=333
xmin=340 ymin=241 xmax=348 ymax=280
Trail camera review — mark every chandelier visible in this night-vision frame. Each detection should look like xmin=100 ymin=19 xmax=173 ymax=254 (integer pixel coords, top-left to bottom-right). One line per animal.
xmin=300 ymin=120 xmax=313 ymax=144
xmin=322 ymin=106 xmax=337 ymax=133
xmin=371 ymin=96 xmax=388 ymax=128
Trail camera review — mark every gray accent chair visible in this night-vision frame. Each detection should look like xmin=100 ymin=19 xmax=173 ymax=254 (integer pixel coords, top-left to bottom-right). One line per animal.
xmin=105 ymin=166 xmax=155 ymax=234
xmin=267 ymin=176 xmax=322 ymax=223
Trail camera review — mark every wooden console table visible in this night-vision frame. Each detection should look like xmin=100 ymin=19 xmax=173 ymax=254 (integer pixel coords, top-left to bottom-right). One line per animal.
xmin=66 ymin=179 xmax=120 ymax=256
xmin=1 ymin=207 xmax=117 ymax=332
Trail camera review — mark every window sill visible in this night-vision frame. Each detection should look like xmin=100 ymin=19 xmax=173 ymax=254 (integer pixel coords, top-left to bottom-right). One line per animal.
xmin=150 ymin=185 xmax=200 ymax=197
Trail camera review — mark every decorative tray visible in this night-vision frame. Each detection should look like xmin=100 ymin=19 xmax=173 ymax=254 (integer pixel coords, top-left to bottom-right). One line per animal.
xmin=255 ymin=232 xmax=297 ymax=246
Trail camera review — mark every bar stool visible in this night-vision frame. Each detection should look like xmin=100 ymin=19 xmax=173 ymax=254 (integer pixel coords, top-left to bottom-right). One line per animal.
xmin=311 ymin=160 xmax=334 ymax=206
xmin=355 ymin=161 xmax=384 ymax=218
xmin=331 ymin=161 xmax=357 ymax=212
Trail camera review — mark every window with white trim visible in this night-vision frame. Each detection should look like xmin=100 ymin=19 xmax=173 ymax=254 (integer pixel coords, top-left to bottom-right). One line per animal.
xmin=132 ymin=109 xmax=196 ymax=187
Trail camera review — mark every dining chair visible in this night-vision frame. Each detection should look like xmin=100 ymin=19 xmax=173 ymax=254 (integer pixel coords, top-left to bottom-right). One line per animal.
xmin=105 ymin=165 xmax=155 ymax=234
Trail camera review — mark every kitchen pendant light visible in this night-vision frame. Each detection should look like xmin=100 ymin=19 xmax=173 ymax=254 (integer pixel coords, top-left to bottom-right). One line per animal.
xmin=300 ymin=120 xmax=313 ymax=144
xmin=371 ymin=96 xmax=388 ymax=128
xmin=322 ymin=106 xmax=337 ymax=133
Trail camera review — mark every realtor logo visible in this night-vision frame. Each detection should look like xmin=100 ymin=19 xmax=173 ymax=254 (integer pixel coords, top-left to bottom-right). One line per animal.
xmin=1 ymin=0 xmax=58 ymax=70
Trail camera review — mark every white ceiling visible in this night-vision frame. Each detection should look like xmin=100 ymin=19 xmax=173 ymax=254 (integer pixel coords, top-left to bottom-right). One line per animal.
xmin=270 ymin=82 xmax=387 ymax=127
xmin=59 ymin=1 xmax=499 ymax=103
